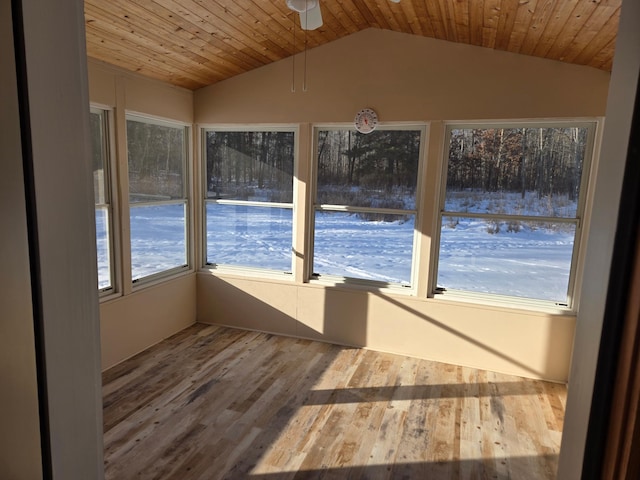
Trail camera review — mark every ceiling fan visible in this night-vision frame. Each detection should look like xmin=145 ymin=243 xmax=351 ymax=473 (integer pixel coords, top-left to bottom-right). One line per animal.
xmin=286 ymin=0 xmax=323 ymax=30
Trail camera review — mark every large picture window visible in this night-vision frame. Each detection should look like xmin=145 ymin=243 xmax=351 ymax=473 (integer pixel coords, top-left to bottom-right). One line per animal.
xmin=203 ymin=129 xmax=295 ymax=273
xmin=127 ymin=115 xmax=189 ymax=282
xmin=435 ymin=122 xmax=595 ymax=306
xmin=90 ymin=107 xmax=114 ymax=292
xmin=312 ymin=127 xmax=423 ymax=287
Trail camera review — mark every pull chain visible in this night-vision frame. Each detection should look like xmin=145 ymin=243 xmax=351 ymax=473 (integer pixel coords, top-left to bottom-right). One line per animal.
xmin=303 ymin=4 xmax=308 ymax=92
xmin=291 ymin=16 xmax=296 ymax=93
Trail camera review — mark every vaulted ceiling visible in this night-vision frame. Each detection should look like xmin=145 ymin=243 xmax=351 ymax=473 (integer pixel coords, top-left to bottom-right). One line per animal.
xmin=84 ymin=0 xmax=621 ymax=90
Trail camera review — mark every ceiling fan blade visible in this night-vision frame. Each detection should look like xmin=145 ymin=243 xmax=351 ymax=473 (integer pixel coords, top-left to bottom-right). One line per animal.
xmin=299 ymin=2 xmax=323 ymax=30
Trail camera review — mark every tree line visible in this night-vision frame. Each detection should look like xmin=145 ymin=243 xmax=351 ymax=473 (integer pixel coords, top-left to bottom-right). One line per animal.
xmin=205 ymin=131 xmax=294 ymax=202
xmin=126 ymin=119 xmax=186 ymax=200
xmin=317 ymin=129 xmax=420 ymax=194
xmin=447 ymin=127 xmax=589 ymax=201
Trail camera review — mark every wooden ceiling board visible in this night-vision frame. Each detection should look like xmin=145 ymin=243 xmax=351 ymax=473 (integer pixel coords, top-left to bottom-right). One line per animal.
xmin=84 ymin=0 xmax=622 ymax=90
xmin=451 ymin=0 xmax=471 ymax=44
xmin=562 ymin=5 xmax=620 ymax=63
xmin=404 ymin=1 xmax=431 ymax=37
xmin=481 ymin=0 xmax=503 ymax=48
xmin=494 ymin=0 xmax=520 ymax=51
xmin=499 ymin=0 xmax=534 ymax=53
xmin=530 ymin=0 xmax=580 ymax=58
xmin=467 ymin=0 xmax=485 ymax=47
xmin=85 ymin=7 xmax=222 ymax=82
xmin=520 ymin=0 xmax=556 ymax=56
xmin=545 ymin=0 xmax=600 ymax=59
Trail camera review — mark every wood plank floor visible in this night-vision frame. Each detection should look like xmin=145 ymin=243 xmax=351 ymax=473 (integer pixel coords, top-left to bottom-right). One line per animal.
xmin=103 ymin=324 xmax=566 ymax=479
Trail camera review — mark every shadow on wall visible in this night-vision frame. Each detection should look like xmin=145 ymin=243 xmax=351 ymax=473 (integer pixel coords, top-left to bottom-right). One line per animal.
xmin=198 ymin=274 xmax=570 ymax=380
xmin=368 ymin=290 xmax=562 ymax=380
xmin=198 ymin=275 xmax=372 ymax=347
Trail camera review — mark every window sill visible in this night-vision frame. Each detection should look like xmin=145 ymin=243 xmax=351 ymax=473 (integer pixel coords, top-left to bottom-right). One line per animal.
xmin=131 ymin=265 xmax=194 ymax=292
xmin=99 ymin=289 xmax=122 ymax=303
xmin=430 ymin=289 xmax=575 ymax=315
xmin=200 ymin=264 xmax=295 ymax=283
xmin=309 ymin=275 xmax=416 ymax=296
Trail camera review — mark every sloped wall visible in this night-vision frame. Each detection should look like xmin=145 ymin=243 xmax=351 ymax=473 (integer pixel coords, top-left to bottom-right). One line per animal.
xmin=195 ymin=28 xmax=609 ymax=123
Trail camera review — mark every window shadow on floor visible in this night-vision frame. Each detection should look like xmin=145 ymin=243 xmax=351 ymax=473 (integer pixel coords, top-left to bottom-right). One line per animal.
xmin=246 ymin=455 xmax=559 ymax=479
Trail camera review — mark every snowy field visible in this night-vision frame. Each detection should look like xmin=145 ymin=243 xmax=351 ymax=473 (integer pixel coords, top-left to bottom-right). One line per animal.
xmin=438 ymin=218 xmax=574 ymax=302
xmin=206 ymin=204 xmax=293 ymax=272
xmin=96 ymin=195 xmax=576 ymax=303
xmin=96 ymin=204 xmax=187 ymax=289
xmin=129 ymin=204 xmax=187 ymax=280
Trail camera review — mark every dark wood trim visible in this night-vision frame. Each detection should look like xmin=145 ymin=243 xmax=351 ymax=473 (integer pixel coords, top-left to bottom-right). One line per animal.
xmin=602 ymin=224 xmax=640 ymax=478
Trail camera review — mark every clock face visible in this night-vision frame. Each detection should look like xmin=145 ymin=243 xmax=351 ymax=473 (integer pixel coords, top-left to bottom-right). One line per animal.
xmin=354 ymin=108 xmax=378 ymax=134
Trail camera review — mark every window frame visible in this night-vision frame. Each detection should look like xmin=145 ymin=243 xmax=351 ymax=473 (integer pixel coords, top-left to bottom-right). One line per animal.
xmin=125 ymin=113 xmax=192 ymax=287
xmin=90 ymin=105 xmax=120 ymax=297
xmin=200 ymin=125 xmax=298 ymax=279
xmin=431 ymin=119 xmax=599 ymax=311
xmin=309 ymin=123 xmax=427 ymax=294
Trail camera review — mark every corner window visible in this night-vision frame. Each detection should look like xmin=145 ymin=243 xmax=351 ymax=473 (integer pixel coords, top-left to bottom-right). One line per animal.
xmin=203 ymin=129 xmax=295 ymax=273
xmin=90 ymin=108 xmax=114 ymax=292
xmin=126 ymin=115 xmax=189 ymax=282
xmin=435 ymin=123 xmax=595 ymax=306
xmin=312 ymin=127 xmax=423 ymax=287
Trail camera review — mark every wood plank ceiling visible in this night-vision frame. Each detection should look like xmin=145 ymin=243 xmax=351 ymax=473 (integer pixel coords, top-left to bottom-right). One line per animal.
xmin=84 ymin=0 xmax=622 ymax=91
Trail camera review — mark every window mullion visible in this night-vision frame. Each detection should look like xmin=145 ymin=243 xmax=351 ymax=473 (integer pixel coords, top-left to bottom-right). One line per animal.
xmin=210 ymin=199 xmax=293 ymax=209
xmin=317 ymin=204 xmax=416 ymax=216
xmin=440 ymin=210 xmax=580 ymax=225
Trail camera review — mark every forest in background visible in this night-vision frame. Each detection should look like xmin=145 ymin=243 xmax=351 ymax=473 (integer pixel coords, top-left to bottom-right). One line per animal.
xmin=205 ymin=131 xmax=295 ymax=203
xmin=445 ymin=126 xmax=589 ymax=217
xmin=316 ymin=129 xmax=421 ymax=212
xmin=126 ymin=119 xmax=186 ymax=202
xmin=122 ymin=123 xmax=590 ymax=224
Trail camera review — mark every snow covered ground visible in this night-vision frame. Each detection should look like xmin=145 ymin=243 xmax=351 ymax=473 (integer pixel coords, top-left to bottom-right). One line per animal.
xmin=438 ymin=218 xmax=574 ymax=302
xmin=96 ymin=193 xmax=577 ymax=303
xmin=129 ymin=204 xmax=187 ymax=280
xmin=313 ymin=211 xmax=414 ymax=285
xmin=206 ymin=203 xmax=293 ymax=272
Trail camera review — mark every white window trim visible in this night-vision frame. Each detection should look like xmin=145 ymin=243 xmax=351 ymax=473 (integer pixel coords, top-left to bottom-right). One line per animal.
xmin=430 ymin=118 xmax=600 ymax=312
xmin=125 ymin=113 xmax=193 ymax=288
xmin=200 ymin=125 xmax=298 ymax=278
xmin=90 ymin=105 xmax=121 ymax=299
xmin=308 ymin=123 xmax=428 ymax=295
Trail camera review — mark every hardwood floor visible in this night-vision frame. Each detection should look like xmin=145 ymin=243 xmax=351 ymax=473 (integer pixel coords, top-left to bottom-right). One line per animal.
xmin=103 ymin=324 xmax=566 ymax=479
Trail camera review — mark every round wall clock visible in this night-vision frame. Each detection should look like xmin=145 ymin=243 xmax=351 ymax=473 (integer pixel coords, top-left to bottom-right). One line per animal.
xmin=354 ymin=108 xmax=378 ymax=134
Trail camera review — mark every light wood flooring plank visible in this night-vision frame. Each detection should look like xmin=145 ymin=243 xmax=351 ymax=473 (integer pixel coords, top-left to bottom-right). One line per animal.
xmin=103 ymin=323 xmax=566 ymax=480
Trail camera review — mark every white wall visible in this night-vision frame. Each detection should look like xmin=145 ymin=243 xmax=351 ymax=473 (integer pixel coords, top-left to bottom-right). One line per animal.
xmin=0 ymin=1 xmax=43 ymax=477
xmin=194 ymin=29 xmax=611 ymax=381
xmin=558 ymin=0 xmax=640 ymax=476
xmin=3 ymin=0 xmax=105 ymax=477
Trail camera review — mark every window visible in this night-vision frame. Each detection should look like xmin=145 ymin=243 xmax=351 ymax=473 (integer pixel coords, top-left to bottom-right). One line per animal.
xmin=312 ymin=127 xmax=423 ymax=287
xmin=127 ymin=115 xmax=189 ymax=282
xmin=203 ymin=129 xmax=295 ymax=273
xmin=90 ymin=108 xmax=114 ymax=292
xmin=435 ymin=122 xmax=595 ymax=306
